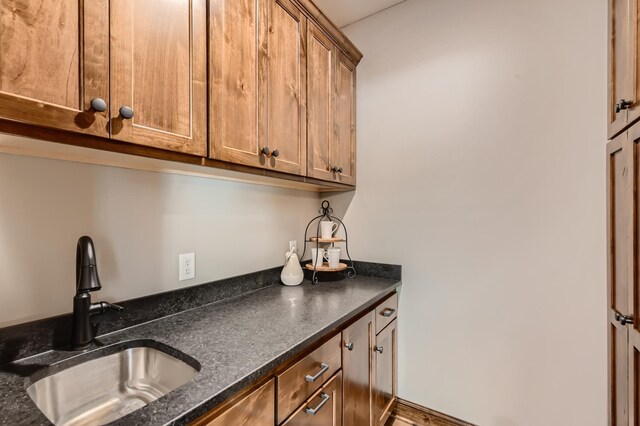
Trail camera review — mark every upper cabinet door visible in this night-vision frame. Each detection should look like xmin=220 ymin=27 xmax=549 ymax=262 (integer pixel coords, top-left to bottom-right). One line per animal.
xmin=110 ymin=0 xmax=206 ymax=156
xmin=0 ymin=0 xmax=109 ymax=136
xmin=307 ymin=22 xmax=335 ymax=181
xmin=332 ymin=52 xmax=356 ymax=185
xmin=266 ymin=0 xmax=307 ymax=175
xmin=609 ymin=0 xmax=639 ymax=139
xmin=209 ymin=0 xmax=267 ymax=168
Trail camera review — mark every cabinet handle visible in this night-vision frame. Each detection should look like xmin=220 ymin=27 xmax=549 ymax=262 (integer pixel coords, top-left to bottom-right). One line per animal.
xmin=90 ymin=98 xmax=108 ymax=112
xmin=615 ymin=311 xmax=634 ymax=325
xmin=262 ymin=147 xmax=271 ymax=156
xmin=374 ymin=346 xmax=383 ymax=354
xmin=305 ymin=362 xmax=329 ymax=382
xmin=336 ymin=166 xmax=343 ymax=173
xmin=616 ymin=99 xmax=634 ymax=113
xmin=345 ymin=342 xmax=354 ymax=351
xmin=119 ymin=106 xmax=134 ymax=119
xmin=305 ymin=392 xmax=330 ymax=415
xmin=272 ymin=149 xmax=280 ymax=158
xmin=381 ymin=308 xmax=396 ymax=317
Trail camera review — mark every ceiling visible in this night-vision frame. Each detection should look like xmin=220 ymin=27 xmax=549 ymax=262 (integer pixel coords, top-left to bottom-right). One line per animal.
xmin=312 ymin=0 xmax=405 ymax=28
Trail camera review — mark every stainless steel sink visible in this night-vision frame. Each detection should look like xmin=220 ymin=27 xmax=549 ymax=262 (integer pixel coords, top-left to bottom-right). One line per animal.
xmin=27 ymin=345 xmax=199 ymax=426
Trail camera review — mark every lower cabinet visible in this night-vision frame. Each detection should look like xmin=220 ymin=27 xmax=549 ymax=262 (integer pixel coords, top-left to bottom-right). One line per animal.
xmin=282 ymin=371 xmax=343 ymax=426
xmin=197 ymin=379 xmax=274 ymax=425
xmin=373 ymin=319 xmax=397 ymax=425
xmin=192 ymin=290 xmax=398 ymax=426
xmin=342 ymin=310 xmax=375 ymax=425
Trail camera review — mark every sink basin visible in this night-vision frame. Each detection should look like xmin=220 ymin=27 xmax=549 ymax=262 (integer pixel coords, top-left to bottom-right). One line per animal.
xmin=27 ymin=344 xmax=199 ymax=426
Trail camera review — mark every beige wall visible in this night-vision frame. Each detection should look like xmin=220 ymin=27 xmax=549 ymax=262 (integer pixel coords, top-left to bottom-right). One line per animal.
xmin=0 ymin=148 xmax=319 ymax=327
xmin=329 ymin=0 xmax=607 ymax=424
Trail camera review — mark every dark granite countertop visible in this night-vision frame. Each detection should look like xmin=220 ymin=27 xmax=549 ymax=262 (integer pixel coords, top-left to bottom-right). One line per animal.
xmin=0 ymin=275 xmax=400 ymax=425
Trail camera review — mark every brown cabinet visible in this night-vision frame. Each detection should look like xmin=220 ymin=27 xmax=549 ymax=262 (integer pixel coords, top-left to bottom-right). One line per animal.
xmin=266 ymin=0 xmax=307 ymax=175
xmin=209 ymin=0 xmax=266 ymax=168
xmin=194 ymin=379 xmax=275 ymax=425
xmin=282 ymin=371 xmax=343 ymax=426
xmin=110 ymin=0 xmax=207 ymax=155
xmin=342 ymin=310 xmax=375 ymax=426
xmin=277 ymin=333 xmax=342 ymax=424
xmin=0 ymin=0 xmax=206 ymax=155
xmin=609 ymin=0 xmax=640 ymax=139
xmin=373 ymin=319 xmax=397 ymax=425
xmin=306 ymin=24 xmax=357 ymax=185
xmin=0 ymin=0 xmax=109 ymax=137
xmin=607 ymin=124 xmax=640 ymax=426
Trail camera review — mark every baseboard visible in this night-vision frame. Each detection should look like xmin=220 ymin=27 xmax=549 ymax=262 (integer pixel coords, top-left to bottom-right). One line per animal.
xmin=388 ymin=398 xmax=477 ymax=426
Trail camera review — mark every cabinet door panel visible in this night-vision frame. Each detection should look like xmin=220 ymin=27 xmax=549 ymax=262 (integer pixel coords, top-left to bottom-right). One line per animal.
xmin=374 ymin=319 xmax=397 ymax=425
xmin=609 ymin=0 xmax=633 ymax=138
xmin=110 ymin=0 xmax=206 ymax=155
xmin=343 ymin=311 xmax=374 ymax=426
xmin=333 ymin=53 xmax=356 ymax=185
xmin=209 ymin=0 xmax=266 ymax=167
xmin=0 ymin=0 xmax=109 ymax=136
xmin=201 ymin=379 xmax=274 ymax=426
xmin=266 ymin=0 xmax=306 ymax=175
xmin=608 ymin=133 xmax=633 ymax=425
xmin=307 ymin=23 xmax=335 ymax=181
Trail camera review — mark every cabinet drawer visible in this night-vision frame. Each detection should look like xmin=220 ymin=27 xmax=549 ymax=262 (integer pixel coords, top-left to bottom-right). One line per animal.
xmin=277 ymin=334 xmax=341 ymax=423
xmin=281 ymin=371 xmax=342 ymax=426
xmin=375 ymin=292 xmax=398 ymax=335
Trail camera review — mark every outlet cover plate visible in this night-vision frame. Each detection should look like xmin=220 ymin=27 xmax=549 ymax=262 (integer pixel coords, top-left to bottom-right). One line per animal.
xmin=179 ymin=253 xmax=195 ymax=281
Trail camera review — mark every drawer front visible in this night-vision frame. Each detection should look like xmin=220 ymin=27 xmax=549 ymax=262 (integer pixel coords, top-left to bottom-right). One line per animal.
xmin=281 ymin=371 xmax=342 ymax=426
xmin=375 ymin=292 xmax=398 ymax=335
xmin=277 ymin=333 xmax=342 ymax=423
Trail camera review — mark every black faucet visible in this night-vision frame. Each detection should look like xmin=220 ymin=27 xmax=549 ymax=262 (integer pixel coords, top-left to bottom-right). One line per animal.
xmin=70 ymin=236 xmax=123 ymax=350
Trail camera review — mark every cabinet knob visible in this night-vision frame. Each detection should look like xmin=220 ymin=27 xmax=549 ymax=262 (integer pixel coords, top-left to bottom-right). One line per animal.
xmin=272 ymin=149 xmax=280 ymax=158
xmin=345 ymin=342 xmax=354 ymax=351
xmin=329 ymin=165 xmax=338 ymax=173
xmin=262 ymin=147 xmax=271 ymax=156
xmin=374 ymin=345 xmax=383 ymax=354
xmin=119 ymin=106 xmax=134 ymax=119
xmin=615 ymin=311 xmax=634 ymax=325
xmin=90 ymin=98 xmax=108 ymax=112
xmin=336 ymin=166 xmax=343 ymax=174
xmin=616 ymin=99 xmax=634 ymax=113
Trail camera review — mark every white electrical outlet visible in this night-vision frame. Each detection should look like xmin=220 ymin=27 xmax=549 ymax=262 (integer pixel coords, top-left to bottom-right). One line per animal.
xmin=289 ymin=240 xmax=297 ymax=253
xmin=179 ymin=253 xmax=196 ymax=281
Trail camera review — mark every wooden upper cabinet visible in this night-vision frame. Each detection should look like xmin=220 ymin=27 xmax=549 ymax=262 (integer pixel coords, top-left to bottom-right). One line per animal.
xmin=0 ymin=0 xmax=109 ymax=136
xmin=307 ymin=25 xmax=357 ymax=185
xmin=266 ymin=0 xmax=307 ymax=175
xmin=333 ymin=52 xmax=356 ymax=185
xmin=110 ymin=0 xmax=207 ymax=155
xmin=209 ymin=0 xmax=267 ymax=168
xmin=307 ymin=22 xmax=336 ymax=181
xmin=342 ymin=310 xmax=374 ymax=426
xmin=609 ymin=0 xmax=640 ymax=139
xmin=373 ymin=319 xmax=397 ymax=425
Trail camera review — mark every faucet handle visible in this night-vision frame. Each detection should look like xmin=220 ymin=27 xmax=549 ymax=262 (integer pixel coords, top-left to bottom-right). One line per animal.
xmin=90 ymin=301 xmax=124 ymax=314
xmin=106 ymin=302 xmax=124 ymax=312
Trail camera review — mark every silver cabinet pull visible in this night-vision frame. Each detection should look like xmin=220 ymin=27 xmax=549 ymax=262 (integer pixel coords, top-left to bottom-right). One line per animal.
xmin=305 ymin=392 xmax=330 ymax=415
xmin=345 ymin=342 xmax=354 ymax=351
xmin=374 ymin=346 xmax=383 ymax=354
xmin=381 ymin=308 xmax=396 ymax=317
xmin=305 ymin=362 xmax=329 ymax=382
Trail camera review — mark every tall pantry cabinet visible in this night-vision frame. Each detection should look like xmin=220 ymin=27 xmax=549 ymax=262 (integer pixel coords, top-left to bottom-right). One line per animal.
xmin=608 ymin=1 xmax=640 ymax=425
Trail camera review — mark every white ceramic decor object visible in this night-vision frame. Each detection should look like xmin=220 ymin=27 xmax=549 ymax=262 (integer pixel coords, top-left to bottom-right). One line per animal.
xmin=281 ymin=249 xmax=304 ymax=286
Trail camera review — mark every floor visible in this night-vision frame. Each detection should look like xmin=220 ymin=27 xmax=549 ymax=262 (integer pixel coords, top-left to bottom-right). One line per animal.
xmin=385 ymin=399 xmax=475 ymax=426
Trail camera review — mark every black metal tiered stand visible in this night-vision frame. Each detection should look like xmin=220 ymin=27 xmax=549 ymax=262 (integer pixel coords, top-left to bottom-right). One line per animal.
xmin=300 ymin=200 xmax=356 ymax=284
